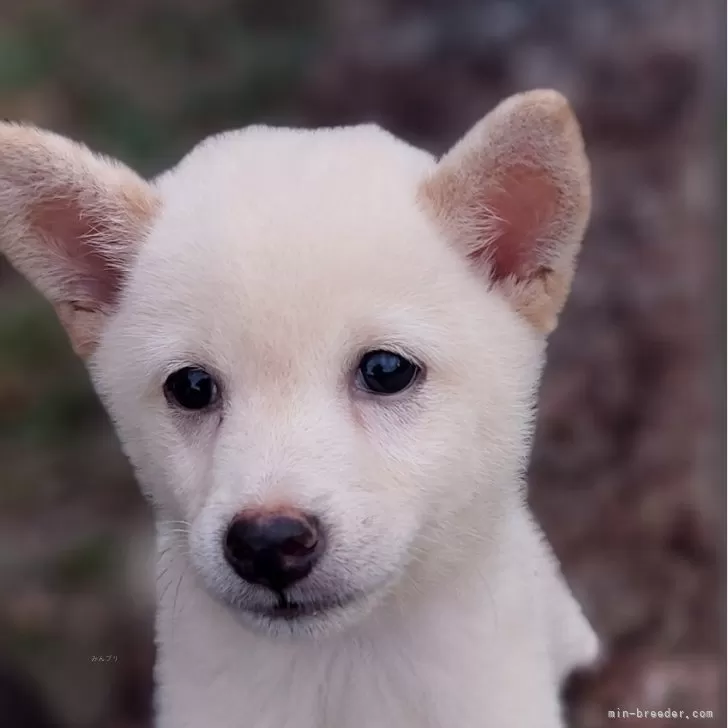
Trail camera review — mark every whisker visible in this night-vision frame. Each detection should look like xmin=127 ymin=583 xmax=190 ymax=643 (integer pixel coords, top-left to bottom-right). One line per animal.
xmin=158 ymin=520 xmax=192 ymax=527
xmin=171 ymin=571 xmax=186 ymax=638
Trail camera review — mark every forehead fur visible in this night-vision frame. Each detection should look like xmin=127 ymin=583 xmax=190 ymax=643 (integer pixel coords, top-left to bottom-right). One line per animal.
xmin=149 ymin=124 xmax=438 ymax=287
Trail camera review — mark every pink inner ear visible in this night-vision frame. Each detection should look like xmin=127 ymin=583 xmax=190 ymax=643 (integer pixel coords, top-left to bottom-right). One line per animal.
xmin=471 ymin=163 xmax=561 ymax=282
xmin=32 ymin=196 xmax=123 ymax=307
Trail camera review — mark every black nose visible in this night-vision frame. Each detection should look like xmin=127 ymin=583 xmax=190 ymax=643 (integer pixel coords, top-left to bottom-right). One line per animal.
xmin=223 ymin=509 xmax=324 ymax=592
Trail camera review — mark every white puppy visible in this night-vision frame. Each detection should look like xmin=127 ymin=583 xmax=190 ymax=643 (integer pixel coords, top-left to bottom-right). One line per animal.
xmin=0 ymin=90 xmax=598 ymax=728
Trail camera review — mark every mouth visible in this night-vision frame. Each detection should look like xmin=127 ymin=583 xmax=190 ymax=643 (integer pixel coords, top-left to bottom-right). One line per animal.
xmin=248 ymin=593 xmax=357 ymax=621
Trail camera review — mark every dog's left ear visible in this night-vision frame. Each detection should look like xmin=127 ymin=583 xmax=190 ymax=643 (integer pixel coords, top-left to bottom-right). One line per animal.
xmin=0 ymin=123 xmax=159 ymax=357
xmin=420 ymin=90 xmax=591 ymax=334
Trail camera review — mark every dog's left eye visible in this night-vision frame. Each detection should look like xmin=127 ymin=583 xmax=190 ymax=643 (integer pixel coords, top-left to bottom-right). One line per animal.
xmin=164 ymin=367 xmax=219 ymax=410
xmin=356 ymin=350 xmax=420 ymax=395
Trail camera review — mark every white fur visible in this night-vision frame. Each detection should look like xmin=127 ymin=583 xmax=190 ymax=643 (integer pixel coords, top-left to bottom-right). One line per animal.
xmin=1 ymin=97 xmax=598 ymax=727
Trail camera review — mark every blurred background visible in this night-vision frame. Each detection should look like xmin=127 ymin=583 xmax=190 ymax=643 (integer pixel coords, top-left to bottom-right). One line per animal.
xmin=0 ymin=1 xmax=723 ymax=727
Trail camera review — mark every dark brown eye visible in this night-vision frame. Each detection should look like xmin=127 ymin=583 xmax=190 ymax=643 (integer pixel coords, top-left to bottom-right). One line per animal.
xmin=357 ymin=350 xmax=420 ymax=395
xmin=164 ymin=367 xmax=218 ymax=410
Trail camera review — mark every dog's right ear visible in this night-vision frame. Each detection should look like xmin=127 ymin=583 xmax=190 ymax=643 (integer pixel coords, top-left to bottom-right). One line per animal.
xmin=0 ymin=123 xmax=159 ymax=358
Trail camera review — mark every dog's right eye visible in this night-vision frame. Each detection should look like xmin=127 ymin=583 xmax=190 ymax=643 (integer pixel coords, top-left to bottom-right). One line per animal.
xmin=164 ymin=367 xmax=219 ymax=410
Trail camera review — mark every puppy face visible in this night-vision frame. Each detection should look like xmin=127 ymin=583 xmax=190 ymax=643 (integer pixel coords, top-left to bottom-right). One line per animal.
xmin=0 ymin=92 xmax=590 ymax=637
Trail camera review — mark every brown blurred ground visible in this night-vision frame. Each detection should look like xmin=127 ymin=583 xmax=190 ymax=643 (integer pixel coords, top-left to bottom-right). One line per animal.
xmin=0 ymin=1 xmax=723 ymax=727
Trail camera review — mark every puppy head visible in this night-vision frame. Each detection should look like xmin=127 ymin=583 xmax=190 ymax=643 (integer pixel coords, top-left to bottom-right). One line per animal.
xmin=0 ymin=91 xmax=590 ymax=637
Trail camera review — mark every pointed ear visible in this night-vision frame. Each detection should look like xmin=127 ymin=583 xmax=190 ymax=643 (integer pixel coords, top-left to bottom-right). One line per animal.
xmin=0 ymin=123 xmax=159 ymax=357
xmin=419 ymin=90 xmax=591 ymax=334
